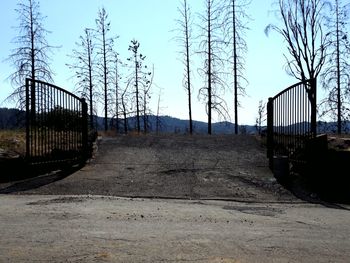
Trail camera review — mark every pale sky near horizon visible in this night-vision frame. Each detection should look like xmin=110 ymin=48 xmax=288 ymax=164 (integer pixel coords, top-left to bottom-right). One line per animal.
xmin=0 ymin=0 xmax=317 ymax=125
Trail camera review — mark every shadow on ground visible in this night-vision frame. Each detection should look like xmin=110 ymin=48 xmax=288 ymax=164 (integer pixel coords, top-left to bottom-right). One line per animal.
xmin=0 ymin=159 xmax=82 ymax=194
xmin=275 ymin=170 xmax=350 ymax=208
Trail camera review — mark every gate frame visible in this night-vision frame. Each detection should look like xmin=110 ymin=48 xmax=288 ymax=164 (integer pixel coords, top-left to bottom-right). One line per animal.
xmin=267 ymin=78 xmax=317 ymax=169
xmin=25 ymin=78 xmax=89 ymax=166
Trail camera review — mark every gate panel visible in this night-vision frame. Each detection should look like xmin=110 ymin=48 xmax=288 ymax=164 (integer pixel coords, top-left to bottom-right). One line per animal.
xmin=267 ymin=79 xmax=316 ymax=168
xmin=26 ymin=78 xmax=88 ymax=165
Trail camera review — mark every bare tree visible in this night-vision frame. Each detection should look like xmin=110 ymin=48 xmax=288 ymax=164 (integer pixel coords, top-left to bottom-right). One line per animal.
xmin=198 ymin=0 xmax=229 ymax=134
xmin=265 ymin=0 xmax=328 ymax=82
xmin=255 ymin=100 xmax=266 ymax=135
xmin=6 ymin=0 xmax=56 ymax=108
xmin=127 ymin=39 xmax=152 ymax=133
xmin=175 ymin=0 xmax=194 ymax=134
xmin=95 ymin=7 xmax=115 ymax=131
xmin=111 ymin=51 xmax=122 ymax=133
xmin=67 ymin=28 xmax=97 ymax=130
xmin=121 ymin=81 xmax=130 ymax=134
xmin=321 ymin=0 xmax=350 ymax=134
xmin=128 ymin=40 xmax=141 ymax=133
xmin=223 ymin=0 xmax=250 ymax=134
xmin=141 ymin=65 xmax=153 ymax=133
xmin=156 ymin=87 xmax=165 ymax=134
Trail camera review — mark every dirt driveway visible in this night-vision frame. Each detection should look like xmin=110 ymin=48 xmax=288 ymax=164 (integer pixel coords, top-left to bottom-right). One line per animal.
xmin=1 ymin=134 xmax=293 ymax=202
xmin=1 ymin=134 xmax=350 ymax=262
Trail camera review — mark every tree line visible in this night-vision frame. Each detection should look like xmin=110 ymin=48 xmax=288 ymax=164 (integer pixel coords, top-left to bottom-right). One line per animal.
xmin=66 ymin=8 xmax=154 ymax=134
xmin=175 ymin=0 xmax=250 ymax=134
xmin=4 ymin=0 xmax=250 ymax=135
xmin=6 ymin=1 xmax=154 ymax=134
xmin=173 ymin=0 xmax=350 ymax=135
xmin=5 ymin=0 xmax=350 ymax=135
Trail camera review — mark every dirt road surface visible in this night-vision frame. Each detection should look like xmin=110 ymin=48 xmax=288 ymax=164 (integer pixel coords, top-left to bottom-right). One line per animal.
xmin=1 ymin=135 xmax=350 ymax=262
xmin=1 ymin=195 xmax=350 ymax=263
xmin=1 ymin=135 xmax=293 ymax=201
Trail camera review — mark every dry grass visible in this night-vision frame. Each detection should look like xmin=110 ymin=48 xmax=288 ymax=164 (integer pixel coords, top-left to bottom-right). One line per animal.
xmin=0 ymin=129 xmax=26 ymax=155
xmin=97 ymin=130 xmax=144 ymax=138
xmin=328 ymin=135 xmax=350 ymax=151
xmin=97 ymin=130 xmax=119 ymax=138
xmin=328 ymin=133 xmax=350 ymax=139
xmin=1 ymin=129 xmax=86 ymax=159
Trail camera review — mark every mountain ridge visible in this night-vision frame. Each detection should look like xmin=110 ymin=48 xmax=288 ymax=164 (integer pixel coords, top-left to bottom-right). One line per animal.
xmin=1 ymin=107 xmax=349 ymax=134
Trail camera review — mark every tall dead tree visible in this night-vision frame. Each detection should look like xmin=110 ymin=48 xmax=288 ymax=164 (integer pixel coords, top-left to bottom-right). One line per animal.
xmin=121 ymin=81 xmax=130 ymax=134
xmin=127 ymin=39 xmax=152 ymax=133
xmin=95 ymin=7 xmax=114 ymax=131
xmin=198 ymin=0 xmax=229 ymax=134
xmin=255 ymin=100 xmax=266 ymax=135
xmin=321 ymin=0 xmax=350 ymax=133
xmin=224 ymin=0 xmax=250 ymax=134
xmin=175 ymin=0 xmax=194 ymax=134
xmin=156 ymin=87 xmax=164 ymax=134
xmin=128 ymin=40 xmax=141 ymax=133
xmin=265 ymin=0 xmax=328 ymax=82
xmin=6 ymin=0 xmax=56 ymax=108
xmin=67 ymin=28 xmax=96 ymax=130
xmin=142 ymin=65 xmax=153 ymax=133
xmin=112 ymin=51 xmax=122 ymax=133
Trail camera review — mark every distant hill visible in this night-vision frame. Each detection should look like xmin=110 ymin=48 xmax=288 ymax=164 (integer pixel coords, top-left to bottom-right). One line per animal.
xmin=95 ymin=114 xmax=257 ymax=134
xmin=317 ymin=121 xmax=350 ymax=134
xmin=0 ymin=108 xmax=25 ymax=129
xmin=2 ymin=107 xmax=349 ymax=135
xmin=0 ymin=107 xmax=257 ymax=134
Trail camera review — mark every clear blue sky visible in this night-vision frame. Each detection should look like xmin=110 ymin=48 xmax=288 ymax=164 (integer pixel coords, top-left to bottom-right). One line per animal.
xmin=0 ymin=0 xmax=310 ymax=125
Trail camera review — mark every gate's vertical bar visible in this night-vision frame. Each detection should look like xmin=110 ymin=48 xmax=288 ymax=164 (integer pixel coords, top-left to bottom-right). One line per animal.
xmin=71 ymin=95 xmax=74 ymax=152
xmin=64 ymin=91 xmax=66 ymax=152
xmin=302 ymin=83 xmax=305 ymax=137
xmin=288 ymin=89 xmax=291 ymax=153
xmin=278 ymin=96 xmax=280 ymax=150
xmin=75 ymin=100 xmax=77 ymax=153
xmin=299 ymin=83 xmax=302 ymax=140
xmin=48 ymin=83 xmax=51 ymax=156
xmin=306 ymin=82 xmax=310 ymax=136
xmin=283 ymin=94 xmax=286 ymax=150
xmin=278 ymin=96 xmax=280 ymax=153
xmin=68 ymin=94 xmax=71 ymax=152
xmin=267 ymin=97 xmax=274 ymax=169
xmin=54 ymin=87 xmax=57 ymax=157
xmin=58 ymin=88 xmax=61 ymax=152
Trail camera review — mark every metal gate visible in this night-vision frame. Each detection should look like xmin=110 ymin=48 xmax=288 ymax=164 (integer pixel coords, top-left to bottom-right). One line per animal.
xmin=267 ymin=78 xmax=317 ymax=169
xmin=25 ymin=78 xmax=88 ymax=166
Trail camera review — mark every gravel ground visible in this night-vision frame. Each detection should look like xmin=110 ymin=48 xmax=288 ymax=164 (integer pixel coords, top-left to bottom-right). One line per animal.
xmin=0 ymin=195 xmax=350 ymax=263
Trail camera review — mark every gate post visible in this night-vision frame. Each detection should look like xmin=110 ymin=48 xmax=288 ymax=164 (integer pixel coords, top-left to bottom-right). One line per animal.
xmin=81 ymin=98 xmax=88 ymax=161
xmin=25 ymin=78 xmax=30 ymax=160
xmin=267 ymin=97 xmax=274 ymax=169
xmin=310 ymin=78 xmax=317 ymax=136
